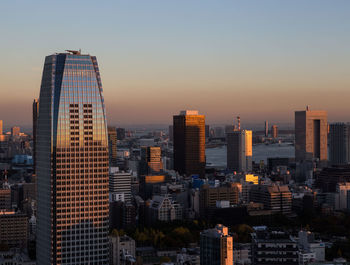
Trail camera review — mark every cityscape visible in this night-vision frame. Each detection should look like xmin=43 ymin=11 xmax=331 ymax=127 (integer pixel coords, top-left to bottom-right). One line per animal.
xmin=1 ymin=1 xmax=350 ymax=265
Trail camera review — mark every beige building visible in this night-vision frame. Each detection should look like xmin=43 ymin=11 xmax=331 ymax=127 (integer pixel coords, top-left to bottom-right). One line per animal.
xmin=200 ymin=224 xmax=233 ymax=265
xmin=295 ymin=107 xmax=328 ymax=162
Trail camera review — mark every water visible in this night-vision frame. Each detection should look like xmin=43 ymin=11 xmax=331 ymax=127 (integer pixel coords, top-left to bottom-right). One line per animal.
xmin=206 ymin=143 xmax=294 ymax=167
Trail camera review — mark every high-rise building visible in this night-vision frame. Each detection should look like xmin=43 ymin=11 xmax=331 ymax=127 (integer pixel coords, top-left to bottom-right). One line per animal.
xmin=116 ymin=128 xmax=126 ymax=140
xmin=200 ymin=224 xmax=233 ymax=265
xmin=169 ymin=125 xmax=174 ymax=142
xmin=329 ymin=123 xmax=350 ymax=165
xmin=36 ymin=51 xmax=109 ymax=264
xmin=109 ymin=167 xmax=132 ymax=203
xmin=173 ymin=110 xmax=205 ymax=177
xmin=271 ymin=124 xmax=278 ymax=139
xmin=0 ymin=120 xmax=3 ymax=135
xmin=295 ymin=106 xmax=327 ymax=162
xmin=33 ymin=99 xmax=39 ymax=173
xmin=108 ymin=126 xmax=117 ymax=167
xmin=139 ymin=146 xmax=163 ymax=175
xmin=227 ymin=129 xmax=252 ymax=172
xmin=11 ymin=126 xmax=20 ymax=137
xmin=265 ymin=120 xmax=269 ymax=137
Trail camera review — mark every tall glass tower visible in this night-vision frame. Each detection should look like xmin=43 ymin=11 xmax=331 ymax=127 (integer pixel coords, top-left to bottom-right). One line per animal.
xmin=36 ymin=51 xmax=109 ymax=264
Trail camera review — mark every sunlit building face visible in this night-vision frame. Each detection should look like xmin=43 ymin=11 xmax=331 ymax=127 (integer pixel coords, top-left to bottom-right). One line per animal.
xmin=36 ymin=52 xmax=109 ymax=264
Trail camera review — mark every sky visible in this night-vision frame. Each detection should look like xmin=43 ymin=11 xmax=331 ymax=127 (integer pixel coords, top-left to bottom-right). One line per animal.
xmin=0 ymin=0 xmax=349 ymax=129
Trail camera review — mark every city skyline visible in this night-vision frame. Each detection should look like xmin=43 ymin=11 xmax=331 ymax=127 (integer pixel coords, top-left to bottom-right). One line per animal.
xmin=1 ymin=0 xmax=350 ymax=126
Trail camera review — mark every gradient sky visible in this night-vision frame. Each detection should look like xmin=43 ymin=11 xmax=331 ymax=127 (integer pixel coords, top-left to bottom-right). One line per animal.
xmin=1 ymin=0 xmax=349 ymax=128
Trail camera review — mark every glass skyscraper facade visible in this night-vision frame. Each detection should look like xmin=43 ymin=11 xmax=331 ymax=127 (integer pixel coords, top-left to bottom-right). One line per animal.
xmin=36 ymin=51 xmax=109 ymax=264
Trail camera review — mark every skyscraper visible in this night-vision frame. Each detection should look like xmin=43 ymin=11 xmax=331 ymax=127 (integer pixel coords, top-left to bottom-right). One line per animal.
xmin=0 ymin=120 xmax=3 ymax=135
xmin=36 ymin=51 xmax=109 ymax=264
xmin=295 ymin=106 xmax=328 ymax=162
xmin=108 ymin=126 xmax=117 ymax=167
xmin=329 ymin=123 xmax=350 ymax=165
xmin=33 ymin=99 xmax=39 ymax=174
xmin=173 ymin=110 xmax=205 ymax=177
xmin=227 ymin=129 xmax=252 ymax=172
xmin=200 ymin=224 xmax=233 ymax=265
xmin=11 ymin=126 xmax=20 ymax=137
xmin=116 ymin=128 xmax=126 ymax=140
xmin=139 ymin=146 xmax=163 ymax=175
xmin=265 ymin=120 xmax=269 ymax=137
xmin=271 ymin=124 xmax=278 ymax=139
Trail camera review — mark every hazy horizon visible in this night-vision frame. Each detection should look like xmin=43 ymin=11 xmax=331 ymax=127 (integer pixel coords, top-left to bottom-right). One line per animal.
xmin=1 ymin=0 xmax=349 ymax=127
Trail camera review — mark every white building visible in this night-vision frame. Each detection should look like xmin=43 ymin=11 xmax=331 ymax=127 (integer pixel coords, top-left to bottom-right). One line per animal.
xmin=110 ymin=167 xmax=132 ymax=203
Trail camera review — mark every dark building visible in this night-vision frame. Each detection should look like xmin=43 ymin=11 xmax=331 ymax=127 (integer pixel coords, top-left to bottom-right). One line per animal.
xmin=108 ymin=126 xmax=117 ymax=167
xmin=173 ymin=110 xmax=205 ymax=177
xmin=249 ymin=185 xmax=292 ymax=214
xmin=315 ymin=165 xmax=350 ymax=192
xmin=36 ymin=51 xmax=109 ymax=264
xmin=0 ymin=211 xmax=28 ymax=248
xmin=117 ymin=128 xmax=126 ymax=140
xmin=252 ymin=227 xmax=298 ymax=265
xmin=226 ymin=130 xmax=252 ymax=172
xmin=329 ymin=123 xmax=350 ymax=165
xmin=32 ymin=98 xmax=39 ymax=174
xmin=268 ymin=157 xmax=290 ymax=171
xmin=139 ymin=146 xmax=163 ymax=176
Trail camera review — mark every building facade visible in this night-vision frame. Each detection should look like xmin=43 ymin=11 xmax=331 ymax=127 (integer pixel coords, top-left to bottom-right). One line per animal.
xmin=295 ymin=107 xmax=327 ymax=163
xmin=200 ymin=224 xmax=233 ymax=265
xmin=329 ymin=123 xmax=350 ymax=165
xmin=108 ymin=126 xmax=117 ymax=167
xmin=226 ymin=130 xmax=252 ymax=172
xmin=33 ymin=98 xmax=39 ymax=174
xmin=173 ymin=110 xmax=205 ymax=177
xmin=109 ymin=167 xmax=132 ymax=204
xmin=36 ymin=51 xmax=109 ymax=264
xmin=139 ymin=146 xmax=163 ymax=175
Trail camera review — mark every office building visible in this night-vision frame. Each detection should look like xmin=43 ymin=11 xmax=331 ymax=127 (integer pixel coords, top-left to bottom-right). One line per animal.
xmin=0 ymin=186 xmax=11 ymax=210
xmin=200 ymin=224 xmax=233 ymax=265
xmin=0 ymin=120 xmax=2 ymax=135
xmin=33 ymin=98 xmax=39 ymax=173
xmin=252 ymin=226 xmax=298 ymax=265
xmin=265 ymin=120 xmax=268 ymax=137
xmin=110 ymin=234 xmax=136 ymax=265
xmin=295 ymin=106 xmax=327 ymax=162
xmin=109 ymin=167 xmax=132 ymax=203
xmin=298 ymin=230 xmax=325 ymax=263
xmin=139 ymin=146 xmax=163 ymax=175
xmin=11 ymin=126 xmax=20 ymax=137
xmin=315 ymin=165 xmax=350 ymax=192
xmin=329 ymin=123 xmax=350 ymax=165
xmin=36 ymin=51 xmax=109 ymax=264
xmin=108 ymin=126 xmax=118 ymax=167
xmin=250 ymin=185 xmax=292 ymax=214
xmin=169 ymin=125 xmax=173 ymax=142
xmin=227 ymin=129 xmax=252 ymax=172
xmin=0 ymin=211 xmax=28 ymax=248
xmin=199 ymin=183 xmax=239 ymax=217
xmin=173 ymin=110 xmax=205 ymax=177
xmin=116 ymin=128 xmax=126 ymax=140
xmin=335 ymin=182 xmax=350 ymax=210
xmin=148 ymin=194 xmax=182 ymax=223
xmin=271 ymin=124 xmax=278 ymax=139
